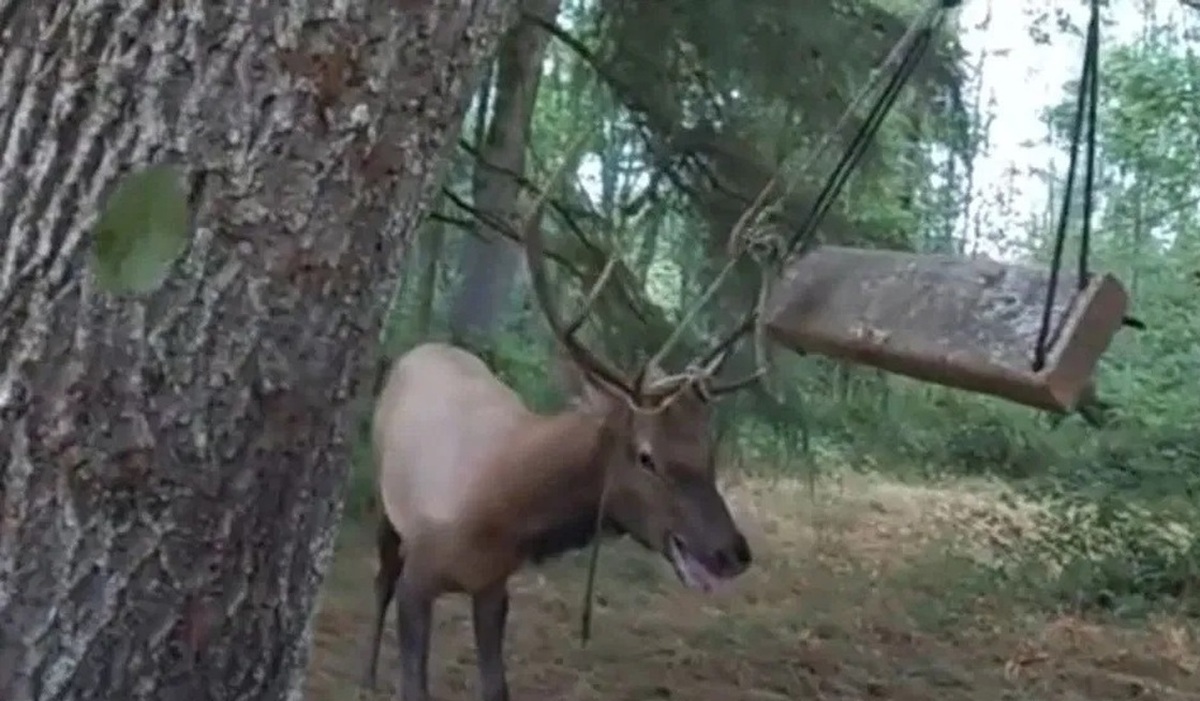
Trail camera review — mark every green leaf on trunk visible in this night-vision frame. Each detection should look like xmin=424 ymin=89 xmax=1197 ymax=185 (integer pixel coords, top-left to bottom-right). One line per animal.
xmin=91 ymin=164 xmax=190 ymax=296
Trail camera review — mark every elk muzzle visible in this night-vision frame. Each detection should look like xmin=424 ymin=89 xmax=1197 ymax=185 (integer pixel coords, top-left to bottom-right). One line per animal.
xmin=664 ymin=480 xmax=753 ymax=593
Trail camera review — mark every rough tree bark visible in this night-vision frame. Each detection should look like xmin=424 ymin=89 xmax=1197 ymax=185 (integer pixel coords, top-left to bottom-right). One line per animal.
xmin=0 ymin=2 xmax=515 ymax=700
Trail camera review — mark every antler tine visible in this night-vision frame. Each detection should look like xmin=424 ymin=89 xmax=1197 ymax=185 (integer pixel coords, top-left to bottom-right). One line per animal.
xmin=640 ymin=303 xmax=760 ymax=402
xmin=707 ymin=366 xmax=765 ymax=397
xmin=640 ymin=174 xmax=780 ymax=400
xmin=691 ymin=222 xmax=781 ymax=398
xmin=697 ymin=309 xmax=756 ymax=369
xmin=680 ymin=310 xmax=760 ymax=399
xmin=637 ymin=252 xmax=743 ymax=400
xmin=522 ymin=204 xmax=635 ymax=399
xmin=700 ymin=237 xmax=772 ymax=396
xmin=562 ymin=252 xmax=618 ymax=337
xmin=515 ymin=127 xmax=637 ymax=399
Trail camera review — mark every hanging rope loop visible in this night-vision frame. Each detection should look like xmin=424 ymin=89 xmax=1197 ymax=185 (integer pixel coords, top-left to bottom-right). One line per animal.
xmin=1033 ymin=0 xmax=1101 ymax=372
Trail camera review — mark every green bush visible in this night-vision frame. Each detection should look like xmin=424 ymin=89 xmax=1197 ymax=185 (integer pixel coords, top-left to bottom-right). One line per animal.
xmin=988 ymin=491 xmax=1200 ymax=617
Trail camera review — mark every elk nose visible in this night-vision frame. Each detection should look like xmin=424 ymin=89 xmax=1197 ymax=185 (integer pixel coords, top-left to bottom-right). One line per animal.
xmin=713 ymin=532 xmax=752 ymax=577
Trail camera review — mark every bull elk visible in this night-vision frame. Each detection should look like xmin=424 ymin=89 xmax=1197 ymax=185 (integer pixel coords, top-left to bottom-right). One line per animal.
xmin=362 ymin=216 xmax=762 ymax=701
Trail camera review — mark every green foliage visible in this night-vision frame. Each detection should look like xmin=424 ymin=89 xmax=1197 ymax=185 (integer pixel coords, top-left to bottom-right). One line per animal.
xmin=349 ymin=1 xmax=1200 ymax=621
xmin=487 ymin=329 xmax=565 ymax=413
xmin=91 ymin=165 xmax=190 ymax=296
xmin=991 ymin=491 xmax=1199 ymax=617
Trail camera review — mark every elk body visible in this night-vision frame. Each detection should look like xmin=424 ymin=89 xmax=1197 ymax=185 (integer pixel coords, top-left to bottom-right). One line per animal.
xmin=363 ymin=217 xmax=761 ymax=701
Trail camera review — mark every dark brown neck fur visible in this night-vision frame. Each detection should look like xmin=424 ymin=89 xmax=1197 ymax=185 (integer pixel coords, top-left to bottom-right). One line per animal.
xmin=477 ymin=407 xmax=626 ymax=564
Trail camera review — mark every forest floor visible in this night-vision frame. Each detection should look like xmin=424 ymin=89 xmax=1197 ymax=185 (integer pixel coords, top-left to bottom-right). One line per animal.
xmin=305 ymin=472 xmax=1199 ymax=701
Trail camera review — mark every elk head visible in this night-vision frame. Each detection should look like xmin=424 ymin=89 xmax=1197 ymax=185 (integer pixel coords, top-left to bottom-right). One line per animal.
xmin=524 ymin=218 xmax=762 ymax=593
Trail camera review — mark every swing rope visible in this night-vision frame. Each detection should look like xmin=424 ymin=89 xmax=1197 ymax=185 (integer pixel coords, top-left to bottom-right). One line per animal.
xmin=784 ymin=0 xmax=962 ymax=259
xmin=1033 ymin=0 xmax=1101 ymax=372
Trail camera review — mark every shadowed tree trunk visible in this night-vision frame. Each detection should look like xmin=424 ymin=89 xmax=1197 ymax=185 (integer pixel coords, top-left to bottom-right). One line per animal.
xmin=448 ymin=0 xmax=561 ymax=351
xmin=414 ymin=222 xmax=446 ymax=337
xmin=0 ymin=2 xmax=515 ymax=700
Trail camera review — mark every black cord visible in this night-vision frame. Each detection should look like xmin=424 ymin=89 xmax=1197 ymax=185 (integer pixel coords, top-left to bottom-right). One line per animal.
xmin=1034 ymin=0 xmax=1100 ymax=371
xmin=1079 ymin=5 xmax=1100 ymax=288
xmin=785 ymin=19 xmax=942 ymax=257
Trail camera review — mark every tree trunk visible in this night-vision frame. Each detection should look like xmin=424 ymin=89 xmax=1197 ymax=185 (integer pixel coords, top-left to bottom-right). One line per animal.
xmin=414 ymin=221 xmax=446 ymax=337
xmin=0 ymin=2 xmax=515 ymax=700
xmin=448 ymin=0 xmax=560 ymax=350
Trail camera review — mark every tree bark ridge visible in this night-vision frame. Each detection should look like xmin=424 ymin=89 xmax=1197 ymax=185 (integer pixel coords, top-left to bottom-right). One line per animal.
xmin=0 ymin=2 xmax=516 ymax=700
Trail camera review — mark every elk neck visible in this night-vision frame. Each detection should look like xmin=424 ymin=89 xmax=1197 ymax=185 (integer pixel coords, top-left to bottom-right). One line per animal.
xmin=478 ymin=404 xmax=623 ymax=564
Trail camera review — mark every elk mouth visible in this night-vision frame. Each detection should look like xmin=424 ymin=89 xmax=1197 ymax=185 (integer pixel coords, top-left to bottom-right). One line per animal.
xmin=666 ymin=534 xmax=732 ymax=594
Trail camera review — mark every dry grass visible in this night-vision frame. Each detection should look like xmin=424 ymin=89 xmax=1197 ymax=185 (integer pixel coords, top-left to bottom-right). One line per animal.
xmin=306 ymin=473 xmax=1200 ymax=701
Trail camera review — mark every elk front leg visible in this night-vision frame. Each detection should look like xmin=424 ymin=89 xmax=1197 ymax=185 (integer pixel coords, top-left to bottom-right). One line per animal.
xmin=395 ymin=576 xmax=434 ymax=701
xmin=472 ymin=583 xmax=511 ymax=701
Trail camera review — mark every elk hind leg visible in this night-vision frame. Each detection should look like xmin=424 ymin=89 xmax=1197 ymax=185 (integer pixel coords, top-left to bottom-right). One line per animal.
xmin=395 ymin=573 xmax=435 ymax=701
xmin=362 ymin=512 xmax=404 ymax=690
xmin=472 ymin=583 xmax=511 ymax=701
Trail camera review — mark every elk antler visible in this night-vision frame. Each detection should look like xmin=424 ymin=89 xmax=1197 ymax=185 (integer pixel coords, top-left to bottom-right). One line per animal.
xmin=520 ymin=169 xmax=638 ymax=403
xmin=521 ymin=124 xmax=776 ymax=410
xmin=702 ymin=227 xmax=782 ymax=399
xmin=636 ymin=188 xmax=780 ymax=404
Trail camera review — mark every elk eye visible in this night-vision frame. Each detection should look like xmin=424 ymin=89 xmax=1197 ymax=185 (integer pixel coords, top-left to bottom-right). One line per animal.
xmin=636 ymin=449 xmax=656 ymax=472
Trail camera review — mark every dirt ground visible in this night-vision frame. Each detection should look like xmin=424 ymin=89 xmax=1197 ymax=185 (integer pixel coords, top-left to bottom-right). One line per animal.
xmin=306 ymin=474 xmax=1200 ymax=701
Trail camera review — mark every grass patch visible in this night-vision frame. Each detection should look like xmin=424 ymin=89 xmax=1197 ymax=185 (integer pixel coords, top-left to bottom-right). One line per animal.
xmin=308 ymin=471 xmax=1200 ymax=701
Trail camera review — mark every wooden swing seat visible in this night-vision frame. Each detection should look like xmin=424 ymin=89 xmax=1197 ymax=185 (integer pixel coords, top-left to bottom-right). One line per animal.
xmin=763 ymin=245 xmax=1130 ymax=413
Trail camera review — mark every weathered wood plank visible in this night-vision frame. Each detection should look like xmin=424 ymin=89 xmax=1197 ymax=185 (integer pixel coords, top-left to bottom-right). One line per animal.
xmin=763 ymin=246 xmax=1130 ymax=412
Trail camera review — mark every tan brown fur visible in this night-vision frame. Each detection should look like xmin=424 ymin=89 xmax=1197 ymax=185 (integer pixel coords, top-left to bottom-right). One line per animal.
xmin=463 ymin=410 xmax=609 ymax=544
xmin=422 ymin=409 xmax=611 ymax=594
xmin=372 ymin=343 xmax=613 ymax=595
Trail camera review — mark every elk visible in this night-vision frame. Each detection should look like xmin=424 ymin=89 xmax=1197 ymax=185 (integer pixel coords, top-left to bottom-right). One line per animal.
xmin=362 ymin=214 xmax=762 ymax=701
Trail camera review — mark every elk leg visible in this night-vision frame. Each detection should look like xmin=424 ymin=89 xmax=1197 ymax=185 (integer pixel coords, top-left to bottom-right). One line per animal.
xmin=362 ymin=513 xmax=404 ymax=690
xmin=471 ymin=583 xmax=511 ymax=701
xmin=395 ymin=575 xmax=434 ymax=701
